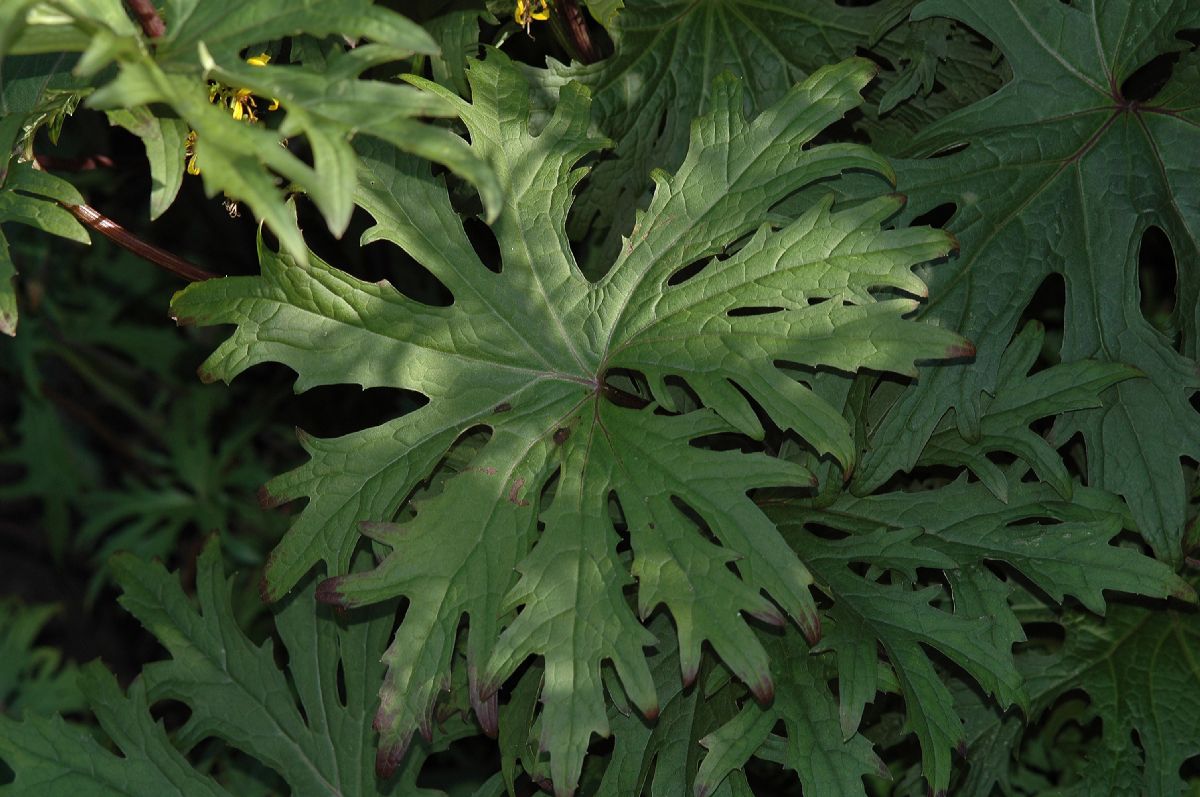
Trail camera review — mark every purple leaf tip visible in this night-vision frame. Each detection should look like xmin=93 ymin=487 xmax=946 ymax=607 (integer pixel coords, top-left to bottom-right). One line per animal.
xmin=315 ymin=577 xmax=347 ymax=607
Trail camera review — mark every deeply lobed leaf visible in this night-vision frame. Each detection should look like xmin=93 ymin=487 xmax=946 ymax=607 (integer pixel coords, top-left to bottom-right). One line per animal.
xmin=173 ymin=52 xmax=968 ymax=793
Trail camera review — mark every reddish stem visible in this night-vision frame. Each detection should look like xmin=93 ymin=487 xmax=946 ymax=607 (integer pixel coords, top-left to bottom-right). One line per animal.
xmin=553 ymin=0 xmax=600 ymax=64
xmin=125 ymin=0 xmax=166 ymax=38
xmin=64 ymin=203 xmax=218 ymax=282
xmin=34 ymin=154 xmax=114 ymax=172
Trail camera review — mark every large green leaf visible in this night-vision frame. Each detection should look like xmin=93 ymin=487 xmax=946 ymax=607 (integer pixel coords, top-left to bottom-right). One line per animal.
xmin=695 ymin=630 xmax=885 ymax=797
xmin=0 ymin=538 xmax=475 ymax=795
xmin=527 ymin=0 xmax=1003 ymax=265
xmin=172 ymin=52 xmax=966 ymax=794
xmin=955 ymin=594 xmax=1200 ymax=797
xmin=852 ymin=0 xmax=1200 ymax=563
xmin=770 ymin=476 xmax=1190 ymax=794
xmin=915 ymin=320 xmax=1139 ymax=502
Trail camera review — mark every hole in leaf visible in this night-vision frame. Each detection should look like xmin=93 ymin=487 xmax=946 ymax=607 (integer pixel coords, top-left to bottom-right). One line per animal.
xmin=336 ymin=658 xmax=348 ymax=706
xmin=980 ymin=560 xmax=1010 ymax=584
xmin=662 ymin=375 xmax=702 ymax=414
xmin=1138 ymin=225 xmax=1178 ymax=348
xmin=149 ymin=698 xmax=192 ymax=734
xmin=462 ymin=216 xmax=502 ymax=274
xmin=655 ymin=108 xmax=669 ymax=139
xmin=910 ymin=202 xmax=957 ymax=230
xmin=602 ymin=368 xmax=651 ymax=409
xmin=1007 ymin=515 xmax=1060 ymax=528
xmin=728 ymin=306 xmax=784 ymax=317
xmin=1017 ymin=272 xmax=1067 ymax=367
xmin=1130 ymin=727 xmax=1146 ymax=757
xmin=1120 ymin=51 xmax=1180 ymax=103
xmin=1180 ymin=753 xmax=1200 ymax=781
xmin=928 ymin=141 xmax=970 ymax=159
xmin=689 ymin=431 xmax=764 ymax=454
xmin=534 ymin=466 xmax=561 ymax=514
xmin=666 ymin=257 xmax=711 ymax=287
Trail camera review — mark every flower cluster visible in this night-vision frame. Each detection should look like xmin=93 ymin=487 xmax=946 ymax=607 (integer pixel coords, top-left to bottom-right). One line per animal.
xmin=185 ymin=53 xmax=278 ymax=177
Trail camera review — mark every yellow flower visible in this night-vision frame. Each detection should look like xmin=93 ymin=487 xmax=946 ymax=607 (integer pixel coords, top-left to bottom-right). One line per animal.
xmin=515 ymin=0 xmax=550 ymax=32
xmin=185 ymin=130 xmax=200 ymax=175
xmin=185 ymin=52 xmax=279 ymax=176
xmin=246 ymin=53 xmax=281 ymax=111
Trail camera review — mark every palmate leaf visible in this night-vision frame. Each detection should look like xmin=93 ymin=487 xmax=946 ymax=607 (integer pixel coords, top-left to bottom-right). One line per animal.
xmin=0 ymin=599 xmax=84 ymax=718
xmin=952 ymin=592 xmax=1200 ymax=797
xmin=0 ymin=537 xmax=478 ymax=796
xmin=770 ymin=477 xmax=1191 ymax=794
xmin=171 ymin=52 xmax=967 ymax=795
xmin=916 ymin=320 xmax=1139 ymax=501
xmin=2 ymin=0 xmax=500 ymax=263
xmin=852 ymin=0 xmax=1200 ymax=563
xmin=694 ymin=629 xmax=885 ymax=797
xmin=527 ymin=0 xmax=1003 ymax=260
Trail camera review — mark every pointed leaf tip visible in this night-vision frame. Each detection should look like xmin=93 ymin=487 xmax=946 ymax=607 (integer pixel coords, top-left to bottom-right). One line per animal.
xmin=946 ymin=341 xmax=976 ymax=359
xmin=748 ymin=607 xmax=786 ymax=627
xmin=1172 ymin=581 xmax=1198 ymax=604
xmin=374 ymin=739 xmax=410 ymax=779
xmin=256 ymin=484 xmax=282 ymax=508
xmin=800 ymin=612 xmax=822 ymax=645
xmin=750 ymin=673 xmax=774 ymax=704
xmin=314 ymin=577 xmax=347 ymax=607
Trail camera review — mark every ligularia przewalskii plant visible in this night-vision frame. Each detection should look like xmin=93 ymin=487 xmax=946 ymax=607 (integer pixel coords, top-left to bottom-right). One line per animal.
xmin=0 ymin=1 xmax=1197 ymax=796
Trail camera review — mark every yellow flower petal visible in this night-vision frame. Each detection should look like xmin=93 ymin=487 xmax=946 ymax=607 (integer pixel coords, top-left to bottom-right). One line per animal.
xmin=246 ymin=53 xmax=271 ymax=67
xmin=515 ymin=0 xmax=550 ymax=28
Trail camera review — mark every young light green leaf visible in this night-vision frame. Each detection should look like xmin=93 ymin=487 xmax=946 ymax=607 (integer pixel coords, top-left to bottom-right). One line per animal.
xmin=5 ymin=0 xmax=499 ymax=260
xmin=172 ymin=52 xmax=966 ymax=795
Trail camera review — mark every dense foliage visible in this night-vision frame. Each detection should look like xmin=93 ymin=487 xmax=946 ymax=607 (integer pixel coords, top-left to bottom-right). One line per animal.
xmin=2 ymin=1 xmax=1198 ymax=795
